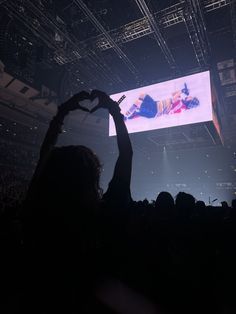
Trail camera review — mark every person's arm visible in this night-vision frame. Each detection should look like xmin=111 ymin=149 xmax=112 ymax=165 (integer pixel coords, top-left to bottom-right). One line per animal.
xmin=27 ymin=91 xmax=90 ymax=198
xmin=90 ymin=90 xmax=133 ymax=205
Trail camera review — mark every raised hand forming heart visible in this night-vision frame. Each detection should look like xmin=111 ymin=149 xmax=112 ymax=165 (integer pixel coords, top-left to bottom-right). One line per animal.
xmin=90 ymin=89 xmax=121 ymax=115
xmin=59 ymin=91 xmax=91 ymax=113
xmin=59 ymin=90 xmax=123 ymax=116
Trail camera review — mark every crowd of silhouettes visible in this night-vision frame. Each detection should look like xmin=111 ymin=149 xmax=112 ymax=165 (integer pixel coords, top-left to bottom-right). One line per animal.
xmin=1 ymin=90 xmax=236 ymax=313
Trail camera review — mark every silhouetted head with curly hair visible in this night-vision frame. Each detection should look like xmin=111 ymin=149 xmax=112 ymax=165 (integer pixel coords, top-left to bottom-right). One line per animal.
xmin=35 ymin=145 xmax=102 ymax=209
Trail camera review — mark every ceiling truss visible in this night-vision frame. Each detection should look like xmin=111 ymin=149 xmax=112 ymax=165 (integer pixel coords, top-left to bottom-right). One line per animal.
xmin=2 ymin=0 xmax=125 ymax=86
xmin=73 ymin=0 xmax=140 ymax=77
xmin=1 ymin=0 xmax=233 ymax=77
xmin=134 ymin=0 xmax=177 ymax=69
xmin=95 ymin=0 xmax=230 ymax=52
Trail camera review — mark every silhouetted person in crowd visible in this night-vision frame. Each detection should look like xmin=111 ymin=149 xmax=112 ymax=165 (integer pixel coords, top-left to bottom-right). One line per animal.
xmin=221 ymin=201 xmax=229 ymax=209
xmin=232 ymin=199 xmax=236 ymax=210
xmin=22 ymin=90 xmax=133 ymax=312
xmin=27 ymin=90 xmax=132 ymax=208
xmin=175 ymin=192 xmax=195 ymax=219
xmin=230 ymin=199 xmax=236 ymax=220
xmin=195 ymin=200 xmax=206 ymax=218
xmin=142 ymin=198 xmax=149 ymax=207
xmin=155 ymin=191 xmax=175 ymax=219
xmin=195 ymin=200 xmax=206 ymax=209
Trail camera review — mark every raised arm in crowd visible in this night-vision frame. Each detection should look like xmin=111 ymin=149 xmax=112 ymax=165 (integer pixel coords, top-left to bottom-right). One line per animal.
xmin=26 ymin=89 xmax=133 ymax=208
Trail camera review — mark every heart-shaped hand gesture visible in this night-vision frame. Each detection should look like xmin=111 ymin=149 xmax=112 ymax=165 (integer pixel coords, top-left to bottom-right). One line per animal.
xmin=59 ymin=90 xmax=122 ymax=116
xmin=59 ymin=91 xmax=91 ymax=113
xmin=90 ymin=90 xmax=121 ymax=115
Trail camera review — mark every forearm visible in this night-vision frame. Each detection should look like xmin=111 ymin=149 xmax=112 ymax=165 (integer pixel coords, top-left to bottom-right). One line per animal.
xmin=108 ymin=107 xmax=133 ymax=191
xmin=111 ymin=109 xmax=133 ymax=157
xmin=28 ymin=107 xmax=67 ymax=194
xmin=39 ymin=107 xmax=67 ymax=158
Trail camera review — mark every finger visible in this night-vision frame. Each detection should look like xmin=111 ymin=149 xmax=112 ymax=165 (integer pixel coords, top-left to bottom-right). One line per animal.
xmin=90 ymin=90 xmax=99 ymax=100
xmin=90 ymin=105 xmax=100 ymax=113
xmin=90 ymin=89 xmax=105 ymax=101
xmin=91 ymin=89 xmax=101 ymax=95
xmin=80 ymin=106 xmax=90 ymax=112
xmin=77 ymin=91 xmax=90 ymax=100
xmin=70 ymin=92 xmax=90 ymax=104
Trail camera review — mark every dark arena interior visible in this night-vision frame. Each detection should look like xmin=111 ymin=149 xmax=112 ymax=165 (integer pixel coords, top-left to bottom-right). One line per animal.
xmin=1 ymin=0 xmax=236 ymax=313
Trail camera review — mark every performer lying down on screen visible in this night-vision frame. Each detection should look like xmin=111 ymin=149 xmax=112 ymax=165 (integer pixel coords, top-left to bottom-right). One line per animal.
xmin=124 ymin=83 xmax=200 ymax=120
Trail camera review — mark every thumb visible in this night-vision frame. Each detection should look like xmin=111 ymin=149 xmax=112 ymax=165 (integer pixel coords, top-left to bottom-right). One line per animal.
xmin=90 ymin=89 xmax=107 ymax=101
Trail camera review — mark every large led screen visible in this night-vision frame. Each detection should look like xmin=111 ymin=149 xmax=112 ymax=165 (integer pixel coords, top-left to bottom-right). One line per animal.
xmin=109 ymin=71 xmax=213 ymax=136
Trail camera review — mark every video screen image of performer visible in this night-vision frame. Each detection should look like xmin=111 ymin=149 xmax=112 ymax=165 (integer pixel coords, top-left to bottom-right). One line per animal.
xmin=124 ymin=83 xmax=200 ymax=120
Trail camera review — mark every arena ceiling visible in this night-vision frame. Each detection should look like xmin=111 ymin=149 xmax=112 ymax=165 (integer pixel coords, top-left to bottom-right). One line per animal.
xmin=0 ymin=0 xmax=236 ymax=149
xmin=0 ymin=1 xmax=235 ymax=97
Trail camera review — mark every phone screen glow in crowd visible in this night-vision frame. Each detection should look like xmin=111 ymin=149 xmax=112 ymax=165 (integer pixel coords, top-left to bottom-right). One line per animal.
xmin=109 ymin=71 xmax=212 ymax=136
